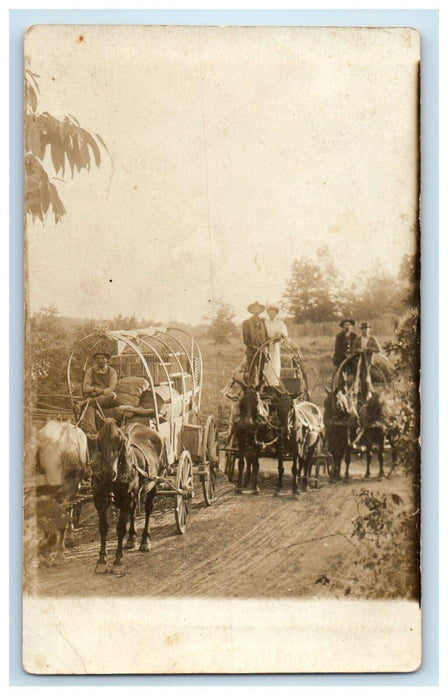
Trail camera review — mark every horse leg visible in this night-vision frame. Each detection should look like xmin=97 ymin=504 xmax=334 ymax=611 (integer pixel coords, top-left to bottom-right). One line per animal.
xmin=113 ymin=504 xmax=128 ymax=573
xmin=65 ymin=509 xmax=76 ymax=549
xmin=378 ymin=431 xmax=385 ymax=479
xmin=291 ymin=452 xmax=299 ymax=497
xmin=275 ymin=438 xmax=284 ymax=496
xmin=329 ymin=447 xmax=338 ymax=482
xmin=125 ymin=498 xmax=138 ymax=549
xmin=364 ymin=433 xmax=372 ymax=479
xmin=252 ymin=456 xmax=260 ymax=495
xmin=140 ymin=487 xmax=157 ymax=552
xmin=344 ymin=444 xmax=351 ymax=479
xmin=304 ymin=455 xmax=311 ymax=491
xmin=243 ymin=436 xmax=251 ymax=488
xmin=94 ymin=490 xmax=109 ymax=573
xmin=333 ymin=440 xmax=342 ymax=480
xmin=236 ymin=441 xmax=245 ymax=493
xmin=275 ymin=461 xmax=284 ymax=495
xmin=299 ymin=454 xmax=309 ymax=492
xmin=53 ymin=528 xmax=67 ymax=566
xmin=314 ymin=457 xmax=320 ymax=488
xmin=243 ymin=459 xmax=251 ymax=488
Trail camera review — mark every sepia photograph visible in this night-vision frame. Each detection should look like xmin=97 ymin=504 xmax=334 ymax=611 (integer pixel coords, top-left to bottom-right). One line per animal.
xmin=23 ymin=24 xmax=421 ymax=674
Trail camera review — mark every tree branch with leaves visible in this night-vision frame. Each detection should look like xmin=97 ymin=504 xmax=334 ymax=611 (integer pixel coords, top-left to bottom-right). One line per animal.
xmin=24 ymin=67 xmax=108 ymax=223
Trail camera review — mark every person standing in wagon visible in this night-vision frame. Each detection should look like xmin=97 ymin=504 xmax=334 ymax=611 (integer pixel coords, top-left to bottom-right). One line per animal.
xmin=242 ymin=301 xmax=268 ymax=383
xmin=264 ymin=303 xmax=288 ymax=387
xmin=333 ymin=318 xmax=357 ymax=368
xmin=350 ymin=321 xmax=382 ymax=399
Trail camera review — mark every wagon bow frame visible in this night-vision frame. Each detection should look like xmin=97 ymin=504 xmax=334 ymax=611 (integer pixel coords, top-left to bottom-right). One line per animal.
xmin=67 ymin=326 xmax=220 ymax=534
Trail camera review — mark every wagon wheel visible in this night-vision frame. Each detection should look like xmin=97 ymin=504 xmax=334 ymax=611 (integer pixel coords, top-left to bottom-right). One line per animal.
xmin=175 ymin=450 xmax=194 ymax=535
xmin=224 ymin=433 xmax=237 ymax=482
xmin=201 ymin=415 xmax=219 ymax=506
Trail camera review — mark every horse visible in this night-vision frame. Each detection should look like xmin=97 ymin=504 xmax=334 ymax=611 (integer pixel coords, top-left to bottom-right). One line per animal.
xmin=258 ymin=388 xmax=324 ymax=496
xmin=354 ymin=392 xmax=389 ymax=479
xmin=291 ymin=400 xmax=325 ymax=493
xmin=35 ymin=420 xmax=89 ymax=564
xmin=323 ymin=387 xmax=359 ymax=480
xmin=92 ymin=418 xmax=162 ymax=574
xmin=230 ymin=380 xmax=269 ymax=495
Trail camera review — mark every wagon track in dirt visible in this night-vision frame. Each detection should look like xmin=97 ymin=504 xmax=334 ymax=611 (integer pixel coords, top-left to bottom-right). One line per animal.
xmin=34 ymin=455 xmax=412 ymax=599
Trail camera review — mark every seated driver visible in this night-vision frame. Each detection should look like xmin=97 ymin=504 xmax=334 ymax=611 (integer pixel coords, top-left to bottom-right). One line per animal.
xmin=81 ymin=351 xmax=117 ymax=437
xmin=83 ymin=351 xmax=118 ymax=405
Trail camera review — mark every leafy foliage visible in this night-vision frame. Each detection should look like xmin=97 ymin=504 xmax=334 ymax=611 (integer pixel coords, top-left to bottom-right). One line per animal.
xmin=24 ymin=68 xmax=107 ymax=223
xmin=204 ymin=300 xmax=238 ymax=344
xmin=30 ymin=310 xmax=162 ymax=403
xmin=283 ymin=248 xmax=339 ymax=322
xmin=383 ymin=310 xmax=420 ymax=476
xmin=351 ymin=489 xmax=419 ymax=599
xmin=283 ymin=248 xmax=409 ymax=323
xmin=30 ymin=306 xmax=72 ymax=400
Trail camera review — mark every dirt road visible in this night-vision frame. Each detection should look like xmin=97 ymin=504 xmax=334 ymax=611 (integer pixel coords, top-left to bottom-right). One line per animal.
xmin=35 ymin=455 xmax=415 ymax=599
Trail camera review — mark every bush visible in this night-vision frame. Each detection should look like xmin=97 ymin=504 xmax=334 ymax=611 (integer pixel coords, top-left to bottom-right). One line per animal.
xmin=351 ymin=488 xmax=420 ymax=599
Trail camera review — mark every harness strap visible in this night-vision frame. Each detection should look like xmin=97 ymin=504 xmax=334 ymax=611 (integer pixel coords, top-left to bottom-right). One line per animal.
xmin=124 ymin=435 xmax=153 ymax=480
xmin=75 ymin=400 xmax=90 ymax=428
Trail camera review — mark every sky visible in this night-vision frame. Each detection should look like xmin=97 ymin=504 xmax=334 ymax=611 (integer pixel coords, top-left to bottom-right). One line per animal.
xmin=25 ymin=25 xmax=419 ymax=325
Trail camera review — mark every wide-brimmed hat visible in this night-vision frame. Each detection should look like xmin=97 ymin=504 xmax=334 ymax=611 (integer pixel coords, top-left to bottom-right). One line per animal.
xmin=360 ymin=322 xmax=371 ymax=330
xmin=247 ymin=301 xmax=265 ymax=314
xmin=339 ymin=318 xmax=355 ymax=328
xmin=266 ymin=302 xmax=280 ymax=313
xmin=92 ymin=349 xmax=111 ymax=359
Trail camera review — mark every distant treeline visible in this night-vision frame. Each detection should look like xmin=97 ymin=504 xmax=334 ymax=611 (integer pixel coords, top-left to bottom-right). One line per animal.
xmin=287 ymin=315 xmax=398 ymax=339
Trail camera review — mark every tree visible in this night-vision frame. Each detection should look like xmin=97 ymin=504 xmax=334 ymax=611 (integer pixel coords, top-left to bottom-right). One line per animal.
xmin=398 ymin=252 xmax=419 ymax=308
xmin=204 ymin=300 xmax=238 ymax=344
xmin=30 ymin=306 xmax=71 ymax=399
xmin=353 ymin=272 xmax=403 ymax=320
xmin=283 ymin=248 xmax=339 ymax=322
xmin=24 ymin=67 xmax=107 ymax=223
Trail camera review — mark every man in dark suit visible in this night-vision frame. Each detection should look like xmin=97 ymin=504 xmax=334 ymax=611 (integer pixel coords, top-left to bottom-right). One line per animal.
xmin=242 ymin=301 xmax=268 ymax=383
xmin=333 ymin=319 xmax=357 ymax=368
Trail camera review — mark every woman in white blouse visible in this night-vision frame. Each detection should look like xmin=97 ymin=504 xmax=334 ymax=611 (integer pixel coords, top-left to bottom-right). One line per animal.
xmin=264 ymin=303 xmax=288 ymax=386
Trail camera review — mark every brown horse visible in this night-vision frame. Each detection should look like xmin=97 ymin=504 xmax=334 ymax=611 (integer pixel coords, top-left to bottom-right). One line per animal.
xmin=354 ymin=392 xmax=389 ymax=479
xmin=323 ymin=388 xmax=359 ymax=479
xmin=92 ymin=418 xmax=162 ymax=574
xmin=230 ymin=381 xmax=269 ymax=494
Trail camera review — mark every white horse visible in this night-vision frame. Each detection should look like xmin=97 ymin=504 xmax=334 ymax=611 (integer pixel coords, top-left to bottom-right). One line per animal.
xmin=36 ymin=421 xmax=88 ymax=564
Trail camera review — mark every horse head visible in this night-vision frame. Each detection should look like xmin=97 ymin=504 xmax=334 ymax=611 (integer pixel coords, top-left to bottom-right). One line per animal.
xmin=325 ymin=387 xmax=358 ymax=423
xmin=274 ymin=391 xmax=294 ymax=435
xmin=233 ymin=379 xmax=261 ymax=426
xmin=96 ymin=418 xmax=126 ymax=487
xmin=363 ymin=392 xmax=385 ymax=425
xmin=37 ymin=420 xmax=88 ymax=500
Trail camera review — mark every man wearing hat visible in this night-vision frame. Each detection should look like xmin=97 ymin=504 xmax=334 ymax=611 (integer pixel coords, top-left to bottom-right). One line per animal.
xmin=333 ymin=318 xmax=357 ymax=368
xmin=351 ymin=322 xmax=381 ymax=355
xmin=81 ymin=350 xmax=118 ymax=435
xmin=350 ymin=322 xmax=382 ymax=399
xmin=242 ymin=301 xmax=268 ymax=383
